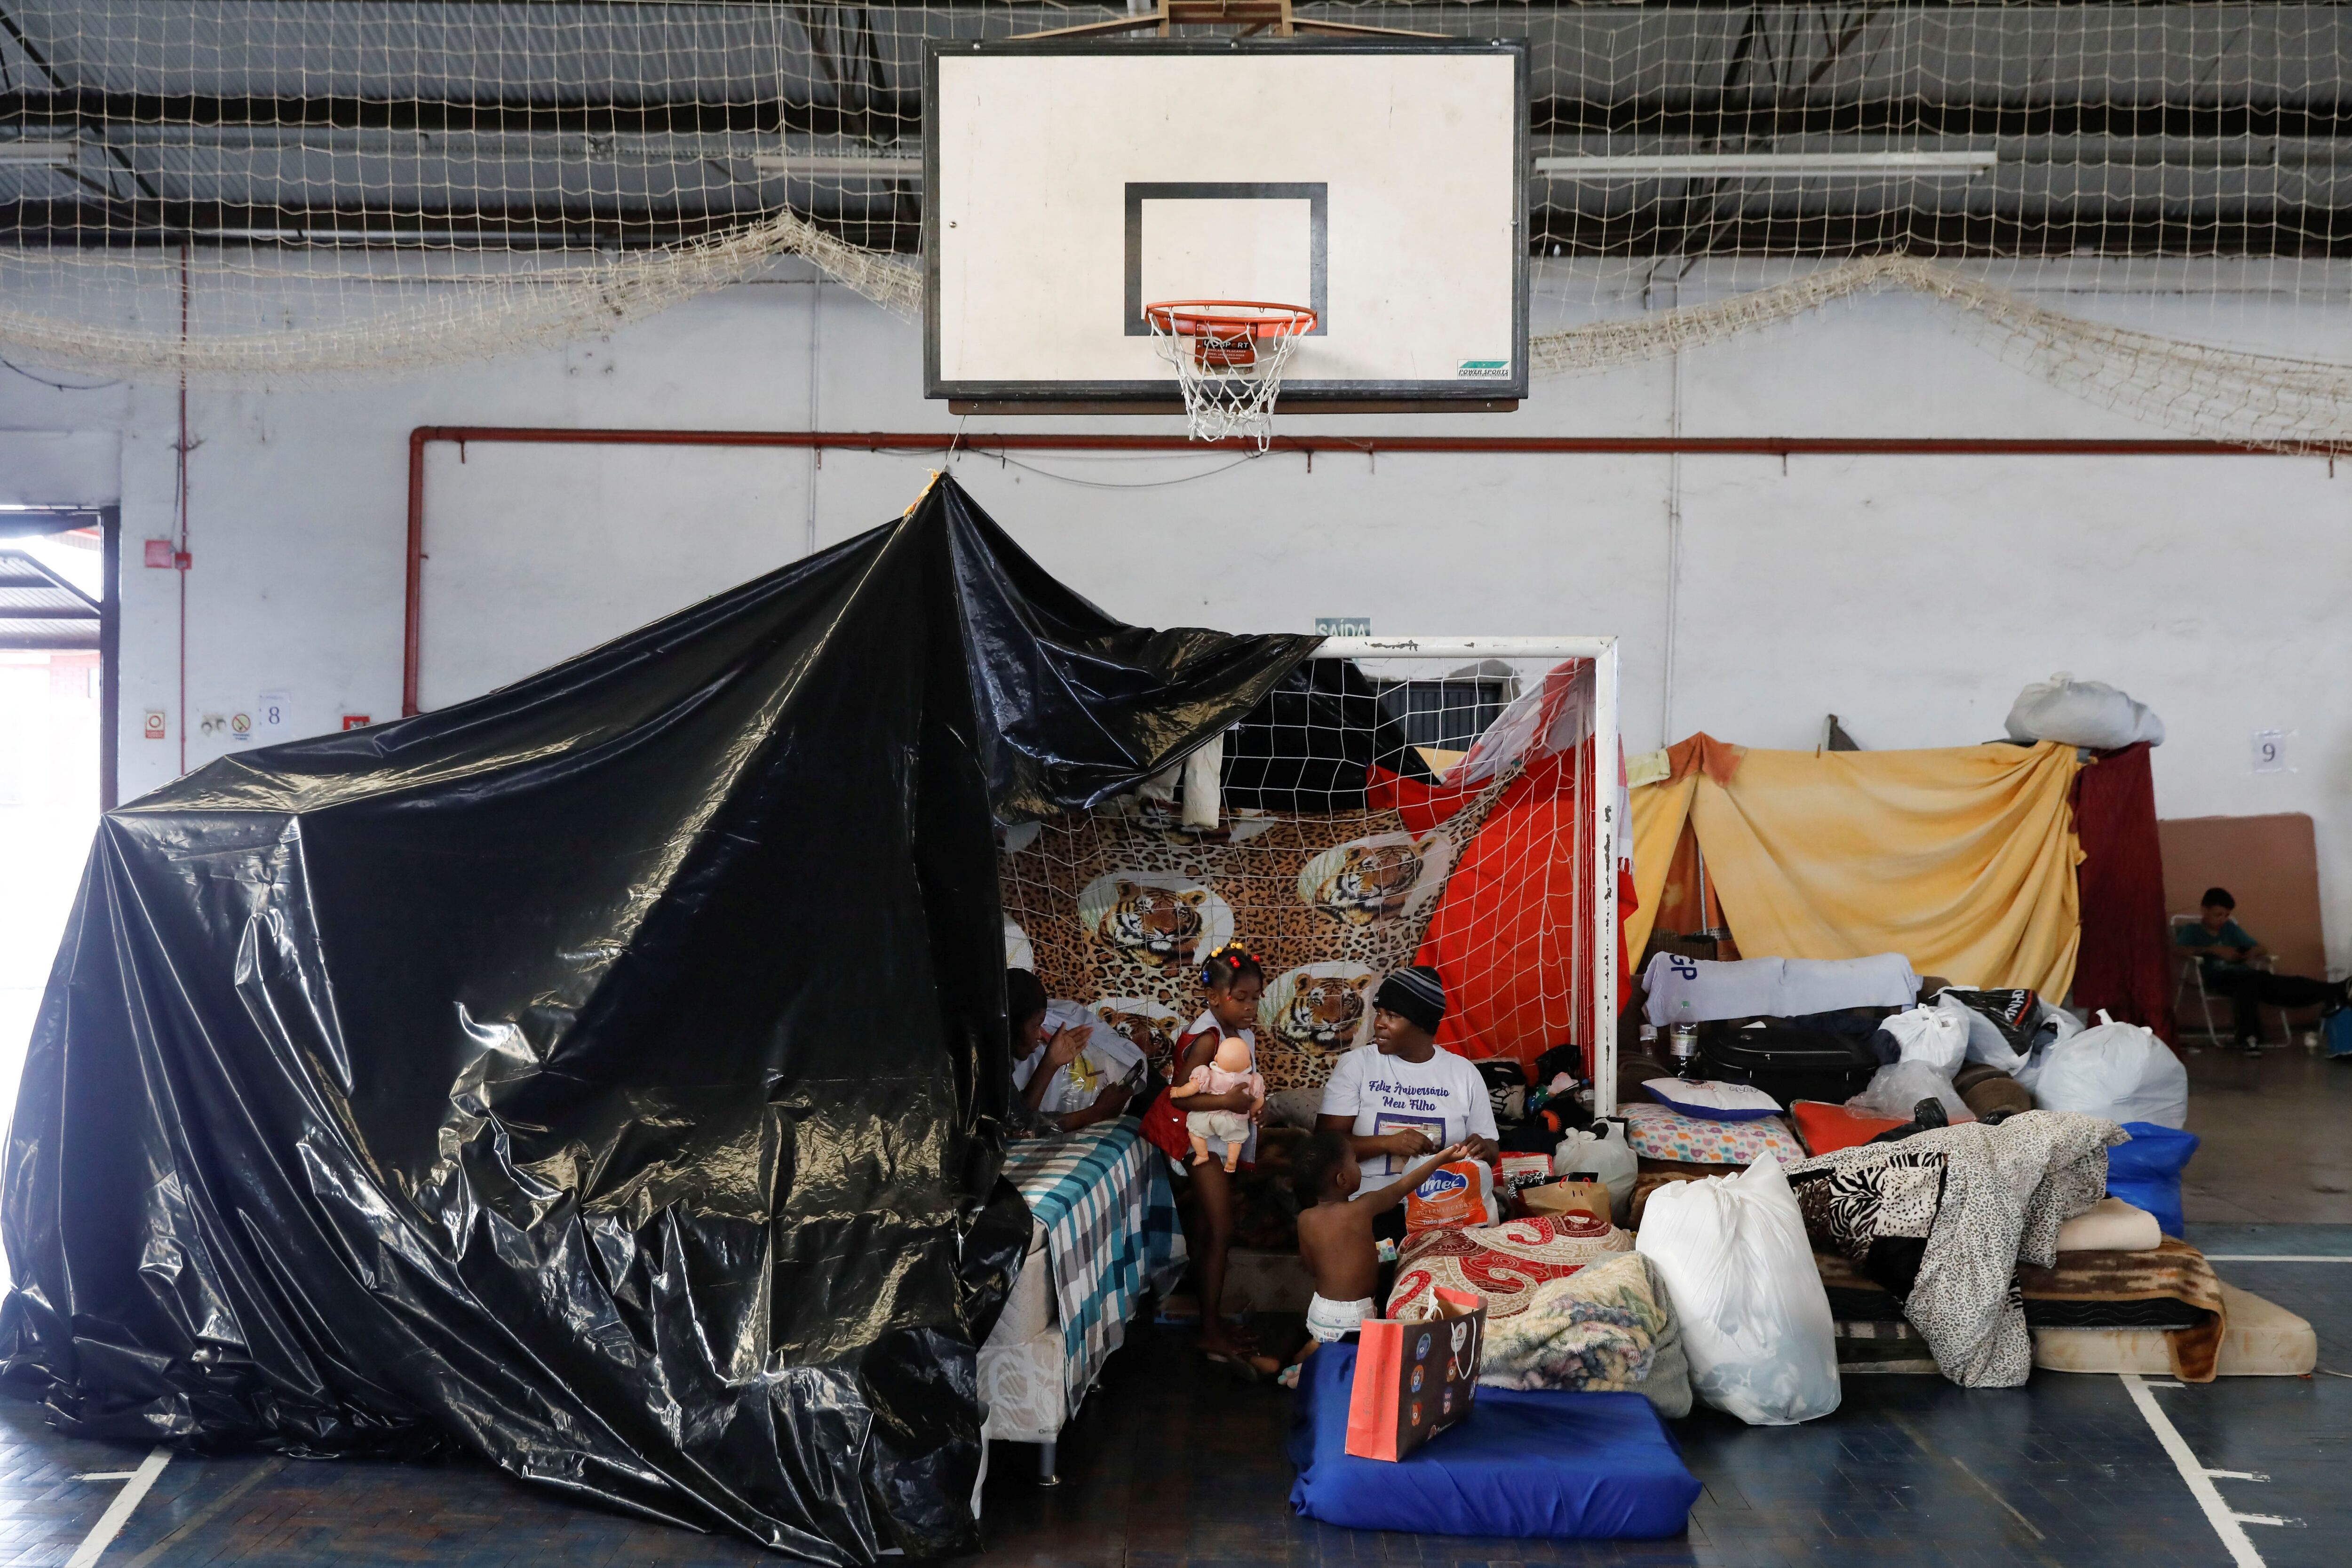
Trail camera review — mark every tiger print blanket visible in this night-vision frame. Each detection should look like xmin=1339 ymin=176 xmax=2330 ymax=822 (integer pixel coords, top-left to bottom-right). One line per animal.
xmin=999 ymin=784 xmax=1519 ymax=1091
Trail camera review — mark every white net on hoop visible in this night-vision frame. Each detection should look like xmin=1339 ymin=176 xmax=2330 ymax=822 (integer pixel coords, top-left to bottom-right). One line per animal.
xmin=1145 ymin=313 xmax=1307 ymax=447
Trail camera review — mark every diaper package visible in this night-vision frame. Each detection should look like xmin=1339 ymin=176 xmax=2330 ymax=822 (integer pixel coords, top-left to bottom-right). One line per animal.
xmin=1405 ymin=1158 xmax=1501 ymax=1233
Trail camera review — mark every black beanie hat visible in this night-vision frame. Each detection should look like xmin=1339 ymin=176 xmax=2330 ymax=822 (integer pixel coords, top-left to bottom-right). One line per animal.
xmin=1374 ymin=964 xmax=1447 ymax=1035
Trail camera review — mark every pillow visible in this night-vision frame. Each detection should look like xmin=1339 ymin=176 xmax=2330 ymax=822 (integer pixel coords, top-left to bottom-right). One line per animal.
xmin=2055 ymin=1196 xmax=2162 ymax=1254
xmin=1642 ymin=1078 xmax=1782 ymax=1122
xmin=1618 ymin=1101 xmax=1803 ymax=1167
xmin=1788 ymin=1099 xmax=1908 ymax=1156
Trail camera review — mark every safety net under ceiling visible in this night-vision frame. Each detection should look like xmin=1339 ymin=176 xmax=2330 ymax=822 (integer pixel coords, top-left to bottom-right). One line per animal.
xmin=7 ymin=3 xmax=2352 ymax=444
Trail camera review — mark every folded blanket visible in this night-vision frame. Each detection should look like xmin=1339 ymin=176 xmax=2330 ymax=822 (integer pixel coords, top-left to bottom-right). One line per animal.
xmin=1472 ymin=1251 xmax=1693 ymax=1417
xmin=2015 ymin=1237 xmax=2227 ymax=1382
xmin=1390 ymin=1214 xmax=1632 ymax=1323
xmin=1788 ymin=1110 xmax=2124 ymax=1387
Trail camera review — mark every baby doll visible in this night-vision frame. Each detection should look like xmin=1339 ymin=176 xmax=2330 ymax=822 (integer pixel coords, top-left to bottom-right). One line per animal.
xmin=1168 ymin=1034 xmax=1264 ymax=1171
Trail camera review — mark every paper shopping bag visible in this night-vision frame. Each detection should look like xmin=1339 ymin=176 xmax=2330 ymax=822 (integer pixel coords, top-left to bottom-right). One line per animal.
xmin=1343 ymin=1288 xmax=1486 ymax=1461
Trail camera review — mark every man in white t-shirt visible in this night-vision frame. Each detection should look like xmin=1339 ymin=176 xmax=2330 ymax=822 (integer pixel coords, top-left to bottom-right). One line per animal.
xmin=1317 ymin=964 xmax=1499 ymax=1188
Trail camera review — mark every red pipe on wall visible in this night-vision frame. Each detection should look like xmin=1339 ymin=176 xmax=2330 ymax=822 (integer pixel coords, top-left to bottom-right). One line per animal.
xmin=401 ymin=423 xmax=2323 ymax=716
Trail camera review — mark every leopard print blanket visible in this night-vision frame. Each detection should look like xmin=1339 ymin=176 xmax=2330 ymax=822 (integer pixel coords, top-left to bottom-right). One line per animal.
xmin=1787 ymin=1110 xmax=2125 ymax=1388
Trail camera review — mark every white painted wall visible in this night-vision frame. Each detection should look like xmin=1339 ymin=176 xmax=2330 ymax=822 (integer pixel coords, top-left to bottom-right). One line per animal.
xmin=4 ymin=259 xmax=2347 ymax=971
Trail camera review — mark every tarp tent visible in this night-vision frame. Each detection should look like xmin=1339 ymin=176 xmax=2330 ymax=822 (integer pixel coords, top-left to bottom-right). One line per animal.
xmin=0 ymin=476 xmax=1311 ymax=1561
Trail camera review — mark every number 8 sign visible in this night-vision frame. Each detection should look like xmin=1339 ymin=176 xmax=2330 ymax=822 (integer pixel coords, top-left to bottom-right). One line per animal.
xmin=256 ymin=690 xmax=292 ymax=739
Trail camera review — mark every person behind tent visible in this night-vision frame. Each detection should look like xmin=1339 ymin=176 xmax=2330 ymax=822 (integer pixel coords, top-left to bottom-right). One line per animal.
xmin=1140 ymin=942 xmax=1279 ymax=1378
xmin=1007 ymin=969 xmax=1136 ymax=1134
xmin=1316 ymin=964 xmax=1500 ymax=1285
xmin=2175 ymin=886 xmax=2349 ymax=1052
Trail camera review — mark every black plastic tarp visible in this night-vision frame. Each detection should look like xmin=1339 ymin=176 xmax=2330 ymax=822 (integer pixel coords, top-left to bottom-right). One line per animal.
xmin=0 ymin=475 xmax=1314 ymax=1560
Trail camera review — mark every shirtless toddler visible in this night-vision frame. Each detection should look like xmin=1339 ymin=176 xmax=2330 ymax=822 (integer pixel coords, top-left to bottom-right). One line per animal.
xmin=1291 ymin=1129 xmax=1470 ymax=1350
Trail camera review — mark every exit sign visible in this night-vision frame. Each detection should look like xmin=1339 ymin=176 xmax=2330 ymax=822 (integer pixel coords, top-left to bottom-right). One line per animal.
xmin=1315 ymin=617 xmax=1370 ymax=637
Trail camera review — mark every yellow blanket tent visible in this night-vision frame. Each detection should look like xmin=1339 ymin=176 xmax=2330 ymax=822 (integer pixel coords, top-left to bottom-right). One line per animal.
xmin=1629 ymin=735 xmax=2082 ymax=999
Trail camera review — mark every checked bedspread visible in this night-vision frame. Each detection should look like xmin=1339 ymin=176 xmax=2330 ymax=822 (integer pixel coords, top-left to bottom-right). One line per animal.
xmin=998 ymin=1118 xmax=1188 ymax=1414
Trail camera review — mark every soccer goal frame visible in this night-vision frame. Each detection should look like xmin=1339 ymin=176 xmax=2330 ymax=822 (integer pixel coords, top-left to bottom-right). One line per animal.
xmin=1313 ymin=635 xmax=1620 ymax=1117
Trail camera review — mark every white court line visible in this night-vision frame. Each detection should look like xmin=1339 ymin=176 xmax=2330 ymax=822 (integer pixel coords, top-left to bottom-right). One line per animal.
xmin=2201 ymin=1255 xmax=2352 ymax=1263
xmin=63 ymin=1447 xmax=170 ymax=1568
xmin=2120 ymin=1375 xmax=2268 ymax=1568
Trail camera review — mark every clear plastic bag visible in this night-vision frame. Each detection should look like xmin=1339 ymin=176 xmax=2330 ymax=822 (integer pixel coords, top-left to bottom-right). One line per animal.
xmin=1634 ymin=1155 xmax=1842 ymax=1425
xmin=1847 ymin=1060 xmax=1973 ymax=1123
xmin=2023 ymin=1012 xmax=2188 ymax=1129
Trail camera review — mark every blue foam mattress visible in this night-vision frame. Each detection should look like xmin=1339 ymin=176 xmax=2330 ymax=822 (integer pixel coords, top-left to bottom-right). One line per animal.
xmin=1287 ymin=1343 xmax=1701 ymax=1539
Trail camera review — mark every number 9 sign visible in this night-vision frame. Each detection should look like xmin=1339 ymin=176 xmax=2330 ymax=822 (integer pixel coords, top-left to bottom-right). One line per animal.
xmin=2252 ymin=729 xmax=2287 ymax=774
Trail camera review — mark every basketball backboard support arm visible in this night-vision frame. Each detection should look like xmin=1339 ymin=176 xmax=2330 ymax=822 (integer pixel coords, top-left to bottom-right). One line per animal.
xmin=1014 ymin=0 xmax=1445 ymax=43
xmin=1315 ymin=637 xmax=1621 ymax=1116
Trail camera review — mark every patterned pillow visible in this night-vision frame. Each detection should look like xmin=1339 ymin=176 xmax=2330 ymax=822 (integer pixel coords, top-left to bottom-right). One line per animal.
xmin=1619 ymin=1101 xmax=1804 ymax=1166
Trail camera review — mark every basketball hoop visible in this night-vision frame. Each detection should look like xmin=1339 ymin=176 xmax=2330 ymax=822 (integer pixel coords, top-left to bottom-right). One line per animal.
xmin=1144 ymin=300 xmax=1318 ymax=447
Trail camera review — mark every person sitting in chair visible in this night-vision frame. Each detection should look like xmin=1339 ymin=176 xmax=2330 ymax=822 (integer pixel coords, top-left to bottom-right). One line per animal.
xmin=2175 ymin=887 xmax=2348 ymax=1053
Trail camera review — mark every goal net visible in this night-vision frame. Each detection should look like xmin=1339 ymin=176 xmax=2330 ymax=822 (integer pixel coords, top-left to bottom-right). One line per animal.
xmin=5 ymin=3 xmax=2352 ymax=444
xmin=999 ymin=642 xmax=1627 ymax=1115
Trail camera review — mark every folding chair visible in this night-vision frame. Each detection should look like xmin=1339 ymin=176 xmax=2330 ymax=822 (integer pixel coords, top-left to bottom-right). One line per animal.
xmin=2170 ymin=914 xmax=2287 ymax=1047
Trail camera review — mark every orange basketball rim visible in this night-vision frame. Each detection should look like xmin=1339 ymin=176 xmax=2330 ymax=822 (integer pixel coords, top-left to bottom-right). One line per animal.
xmin=1142 ymin=299 xmax=1317 ymax=371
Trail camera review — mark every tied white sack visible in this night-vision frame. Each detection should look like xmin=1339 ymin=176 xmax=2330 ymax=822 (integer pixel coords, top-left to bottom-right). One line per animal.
xmin=1643 ymin=951 xmax=1920 ymax=1026
xmin=2019 ymin=1011 xmax=2188 ymax=1129
xmin=2003 ymin=672 xmax=2165 ymax=750
xmin=1552 ymin=1120 xmax=1639 ymax=1223
xmin=1880 ymin=1005 xmax=1969 ymax=1075
xmin=1635 ymin=1154 xmax=1841 ymax=1426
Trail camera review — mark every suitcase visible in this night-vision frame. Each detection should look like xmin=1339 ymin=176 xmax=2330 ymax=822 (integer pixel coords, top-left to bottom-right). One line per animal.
xmin=1692 ymin=1026 xmax=1879 ymax=1107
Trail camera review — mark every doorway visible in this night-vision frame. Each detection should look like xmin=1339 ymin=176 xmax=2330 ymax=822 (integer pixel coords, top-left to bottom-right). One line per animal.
xmin=0 ymin=506 xmax=117 ymax=1163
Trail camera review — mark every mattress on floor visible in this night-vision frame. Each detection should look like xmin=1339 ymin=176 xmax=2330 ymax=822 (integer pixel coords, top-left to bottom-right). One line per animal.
xmin=2015 ymin=1236 xmax=2227 ymax=1380
xmin=1813 ymin=1251 xmax=1907 ymax=1323
xmin=1288 ymin=1342 xmax=1701 ymax=1540
xmin=2032 ymin=1283 xmax=2316 ymax=1378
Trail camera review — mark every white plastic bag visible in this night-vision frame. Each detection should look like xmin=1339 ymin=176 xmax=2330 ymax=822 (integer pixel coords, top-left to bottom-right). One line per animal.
xmin=1879 ymin=1005 xmax=1969 ymax=1075
xmin=1635 ymin=1154 xmax=1842 ymax=1425
xmin=1931 ymin=992 xmax=2026 ymax=1072
xmin=2025 ymin=1011 xmax=2189 ymax=1128
xmin=1847 ymin=1060 xmax=1973 ymax=1124
xmin=2003 ymin=672 xmax=2165 ymax=750
xmin=1554 ymin=1119 xmax=1639 ymax=1223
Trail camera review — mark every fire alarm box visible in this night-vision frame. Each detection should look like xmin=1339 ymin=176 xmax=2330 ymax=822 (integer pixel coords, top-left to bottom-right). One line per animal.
xmin=143 ymin=539 xmax=174 ymax=568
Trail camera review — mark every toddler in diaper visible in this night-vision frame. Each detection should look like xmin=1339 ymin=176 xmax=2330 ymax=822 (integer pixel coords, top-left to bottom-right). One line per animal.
xmin=1291 ymin=1127 xmax=1473 ymax=1359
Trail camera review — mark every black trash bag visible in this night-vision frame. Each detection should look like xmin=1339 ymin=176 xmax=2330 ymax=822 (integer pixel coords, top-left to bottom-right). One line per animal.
xmin=1934 ymin=987 xmax=2058 ymax=1052
xmin=0 ymin=476 xmax=1311 ymax=1561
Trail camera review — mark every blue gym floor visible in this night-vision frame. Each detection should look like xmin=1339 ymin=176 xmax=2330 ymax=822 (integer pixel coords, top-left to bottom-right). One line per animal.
xmin=0 ymin=1042 xmax=2343 ymax=1566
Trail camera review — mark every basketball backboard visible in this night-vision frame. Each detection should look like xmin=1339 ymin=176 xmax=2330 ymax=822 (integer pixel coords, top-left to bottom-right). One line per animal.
xmin=922 ymin=39 xmax=1528 ymax=414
